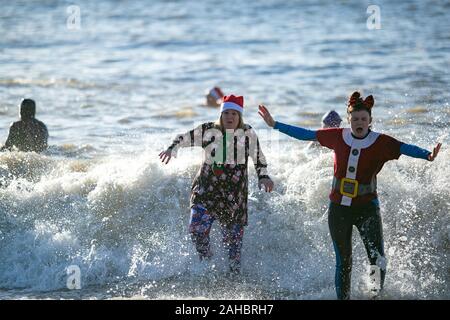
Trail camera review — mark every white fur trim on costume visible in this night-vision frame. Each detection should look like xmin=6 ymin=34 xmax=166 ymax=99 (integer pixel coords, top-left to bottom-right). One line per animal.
xmin=339 ymin=128 xmax=380 ymax=206
xmin=220 ymin=102 xmax=243 ymax=114
xmin=342 ymin=128 xmax=380 ymax=149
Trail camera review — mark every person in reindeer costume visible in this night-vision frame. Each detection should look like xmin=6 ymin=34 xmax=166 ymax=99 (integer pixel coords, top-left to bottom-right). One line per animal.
xmin=258 ymin=91 xmax=441 ymax=299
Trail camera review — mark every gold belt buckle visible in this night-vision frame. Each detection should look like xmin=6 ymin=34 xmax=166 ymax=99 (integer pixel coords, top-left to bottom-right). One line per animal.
xmin=340 ymin=178 xmax=359 ymax=198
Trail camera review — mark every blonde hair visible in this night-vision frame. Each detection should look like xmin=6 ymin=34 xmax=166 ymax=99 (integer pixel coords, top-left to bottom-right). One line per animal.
xmin=215 ymin=111 xmax=245 ymax=130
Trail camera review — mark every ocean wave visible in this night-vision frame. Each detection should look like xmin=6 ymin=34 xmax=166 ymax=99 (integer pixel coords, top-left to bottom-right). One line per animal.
xmin=0 ymin=144 xmax=447 ymax=298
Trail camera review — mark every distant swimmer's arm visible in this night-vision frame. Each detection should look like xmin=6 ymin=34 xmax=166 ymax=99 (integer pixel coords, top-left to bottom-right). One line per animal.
xmin=400 ymin=142 xmax=441 ymax=161
xmin=42 ymin=124 xmax=49 ymax=149
xmin=258 ymin=104 xmax=317 ymax=141
xmin=2 ymin=123 xmax=18 ymax=151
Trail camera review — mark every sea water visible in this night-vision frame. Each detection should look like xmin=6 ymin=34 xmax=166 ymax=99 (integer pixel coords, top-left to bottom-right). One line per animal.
xmin=0 ymin=0 xmax=448 ymax=299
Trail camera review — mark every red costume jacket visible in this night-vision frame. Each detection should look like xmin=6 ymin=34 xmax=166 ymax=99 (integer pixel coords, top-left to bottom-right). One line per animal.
xmin=316 ymin=128 xmax=402 ymax=206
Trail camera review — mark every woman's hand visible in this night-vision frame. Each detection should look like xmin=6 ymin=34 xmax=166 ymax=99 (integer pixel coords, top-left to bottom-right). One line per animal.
xmin=259 ymin=178 xmax=274 ymax=193
xmin=258 ymin=105 xmax=275 ymax=128
xmin=428 ymin=142 xmax=442 ymax=161
xmin=158 ymin=148 xmax=173 ymax=164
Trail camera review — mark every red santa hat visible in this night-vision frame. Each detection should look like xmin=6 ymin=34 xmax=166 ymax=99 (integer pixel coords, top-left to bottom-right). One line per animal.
xmin=220 ymin=95 xmax=244 ymax=114
xmin=209 ymin=87 xmax=224 ymax=100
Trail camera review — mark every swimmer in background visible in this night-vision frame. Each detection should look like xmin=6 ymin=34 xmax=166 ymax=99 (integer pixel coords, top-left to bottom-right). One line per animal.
xmin=1 ymin=98 xmax=48 ymax=153
xmin=308 ymin=110 xmax=343 ymax=149
xmin=205 ymin=87 xmax=225 ymax=107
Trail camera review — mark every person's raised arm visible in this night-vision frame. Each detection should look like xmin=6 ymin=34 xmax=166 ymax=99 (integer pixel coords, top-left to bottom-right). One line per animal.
xmin=258 ymin=105 xmax=317 ymax=141
xmin=258 ymin=104 xmax=275 ymax=128
xmin=159 ymin=124 xmax=204 ymax=165
xmin=1 ymin=123 xmax=19 ymax=152
xmin=428 ymin=143 xmax=442 ymax=161
xmin=400 ymin=142 xmax=442 ymax=161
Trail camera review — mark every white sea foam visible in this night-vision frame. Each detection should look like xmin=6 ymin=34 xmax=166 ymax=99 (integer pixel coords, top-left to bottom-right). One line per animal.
xmin=0 ymin=138 xmax=448 ymax=299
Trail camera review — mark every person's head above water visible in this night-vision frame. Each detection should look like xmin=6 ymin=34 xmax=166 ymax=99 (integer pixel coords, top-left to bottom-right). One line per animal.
xmin=206 ymin=87 xmax=225 ymax=107
xmin=217 ymin=94 xmax=244 ymax=130
xmin=346 ymin=91 xmax=374 ymax=138
xmin=20 ymin=98 xmax=36 ymax=120
xmin=322 ymin=110 xmax=342 ymax=128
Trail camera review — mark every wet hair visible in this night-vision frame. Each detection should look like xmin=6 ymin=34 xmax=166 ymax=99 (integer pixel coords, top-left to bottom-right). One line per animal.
xmin=20 ymin=98 xmax=36 ymax=120
xmin=347 ymin=92 xmax=374 ymax=116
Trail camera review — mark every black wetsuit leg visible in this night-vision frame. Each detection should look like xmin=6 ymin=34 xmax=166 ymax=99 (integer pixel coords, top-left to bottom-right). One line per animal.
xmin=354 ymin=204 xmax=386 ymax=290
xmin=328 ymin=201 xmax=385 ymax=300
xmin=328 ymin=202 xmax=354 ymax=300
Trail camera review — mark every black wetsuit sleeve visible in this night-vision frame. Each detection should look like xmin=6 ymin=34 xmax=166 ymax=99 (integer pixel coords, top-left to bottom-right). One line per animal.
xmin=2 ymin=123 xmax=19 ymax=151
xmin=40 ymin=122 xmax=49 ymax=150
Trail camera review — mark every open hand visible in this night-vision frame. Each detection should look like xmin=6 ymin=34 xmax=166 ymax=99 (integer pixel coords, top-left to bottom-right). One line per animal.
xmin=428 ymin=142 xmax=442 ymax=161
xmin=258 ymin=105 xmax=275 ymax=128
xmin=158 ymin=149 xmax=173 ymax=164
xmin=259 ymin=178 xmax=274 ymax=192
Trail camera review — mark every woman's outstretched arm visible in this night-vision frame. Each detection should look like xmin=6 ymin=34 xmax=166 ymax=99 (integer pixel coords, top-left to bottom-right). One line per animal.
xmin=159 ymin=124 xmax=205 ymax=164
xmin=258 ymin=104 xmax=317 ymax=141
xmin=400 ymin=142 xmax=442 ymax=161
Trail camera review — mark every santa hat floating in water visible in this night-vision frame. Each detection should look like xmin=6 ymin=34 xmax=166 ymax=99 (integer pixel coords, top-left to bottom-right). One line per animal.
xmin=209 ymin=87 xmax=224 ymax=101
